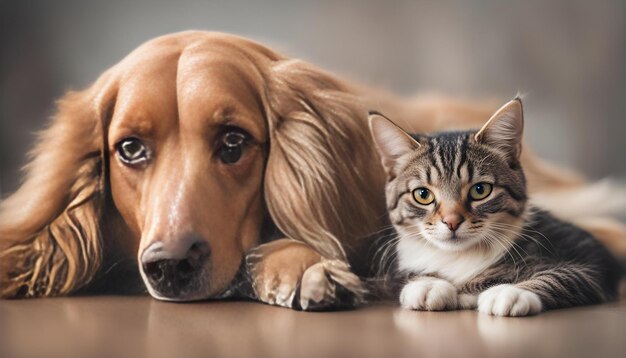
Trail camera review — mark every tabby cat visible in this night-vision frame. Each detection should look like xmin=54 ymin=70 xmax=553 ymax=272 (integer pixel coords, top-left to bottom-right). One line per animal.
xmin=368 ymin=98 xmax=623 ymax=316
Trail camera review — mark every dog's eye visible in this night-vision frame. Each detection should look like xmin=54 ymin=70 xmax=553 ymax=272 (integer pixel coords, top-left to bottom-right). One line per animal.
xmin=217 ymin=131 xmax=247 ymax=164
xmin=117 ymin=138 xmax=149 ymax=166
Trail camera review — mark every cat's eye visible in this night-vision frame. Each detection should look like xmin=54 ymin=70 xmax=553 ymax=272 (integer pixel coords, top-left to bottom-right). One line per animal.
xmin=116 ymin=138 xmax=149 ymax=166
xmin=469 ymin=183 xmax=493 ymax=201
xmin=413 ymin=188 xmax=435 ymax=205
xmin=217 ymin=130 xmax=248 ymax=164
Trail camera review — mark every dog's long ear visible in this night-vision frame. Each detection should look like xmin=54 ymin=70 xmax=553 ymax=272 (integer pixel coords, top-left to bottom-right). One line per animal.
xmin=0 ymin=75 xmax=116 ymax=298
xmin=264 ymin=60 xmax=386 ymax=260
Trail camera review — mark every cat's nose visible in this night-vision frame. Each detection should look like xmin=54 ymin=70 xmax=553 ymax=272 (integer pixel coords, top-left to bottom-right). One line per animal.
xmin=442 ymin=214 xmax=464 ymax=231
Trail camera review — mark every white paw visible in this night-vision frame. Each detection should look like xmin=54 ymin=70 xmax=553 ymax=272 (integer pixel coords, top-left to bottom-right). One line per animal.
xmin=400 ymin=278 xmax=458 ymax=311
xmin=478 ymin=284 xmax=542 ymax=317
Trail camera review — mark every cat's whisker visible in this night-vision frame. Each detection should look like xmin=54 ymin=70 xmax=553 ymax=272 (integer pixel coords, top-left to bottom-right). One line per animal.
xmin=480 ymin=234 xmax=496 ymax=253
xmin=489 ymin=222 xmax=555 ymax=255
xmin=373 ymin=227 xmax=434 ymax=279
xmin=487 ymin=226 xmax=531 ymax=256
xmin=493 ymin=230 xmax=529 ymax=267
xmin=373 ymin=235 xmax=401 ymax=277
xmin=483 ymin=230 xmax=522 ymax=267
xmin=368 ymin=224 xmax=397 ymax=237
xmin=377 ymin=242 xmax=399 ymax=269
xmin=489 ymin=222 xmax=556 ymax=254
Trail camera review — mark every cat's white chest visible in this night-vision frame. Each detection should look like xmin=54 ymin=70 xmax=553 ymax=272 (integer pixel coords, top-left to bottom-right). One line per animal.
xmin=396 ymin=239 xmax=506 ymax=287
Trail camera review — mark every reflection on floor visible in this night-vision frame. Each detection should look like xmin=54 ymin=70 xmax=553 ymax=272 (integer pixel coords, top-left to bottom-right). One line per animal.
xmin=2 ymin=291 xmax=625 ymax=358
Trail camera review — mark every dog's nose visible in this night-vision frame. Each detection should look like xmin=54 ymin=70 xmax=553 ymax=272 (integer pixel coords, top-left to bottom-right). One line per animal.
xmin=141 ymin=240 xmax=211 ymax=297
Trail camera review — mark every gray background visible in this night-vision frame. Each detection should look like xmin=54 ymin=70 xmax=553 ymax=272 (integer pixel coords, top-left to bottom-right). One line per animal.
xmin=1 ymin=0 xmax=625 ymax=197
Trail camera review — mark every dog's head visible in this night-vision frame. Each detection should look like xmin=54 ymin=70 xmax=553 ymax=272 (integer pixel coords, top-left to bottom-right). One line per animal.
xmin=108 ymin=33 xmax=276 ymax=300
xmin=0 ymin=32 xmax=384 ymax=300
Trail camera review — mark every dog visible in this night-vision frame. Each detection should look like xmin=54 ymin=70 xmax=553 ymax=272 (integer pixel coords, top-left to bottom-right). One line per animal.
xmin=1 ymin=31 xmax=623 ymax=309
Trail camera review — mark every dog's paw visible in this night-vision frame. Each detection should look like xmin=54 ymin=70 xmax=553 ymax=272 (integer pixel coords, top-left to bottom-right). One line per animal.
xmin=252 ymin=264 xmax=300 ymax=308
xmin=297 ymin=259 xmax=366 ymax=311
xmin=399 ymin=277 xmax=458 ymax=311
xmin=246 ymin=240 xmax=365 ymax=310
xmin=477 ymin=284 xmax=542 ymax=317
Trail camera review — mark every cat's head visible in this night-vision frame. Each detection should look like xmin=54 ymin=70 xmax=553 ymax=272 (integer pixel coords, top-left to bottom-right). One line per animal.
xmin=369 ymin=98 xmax=527 ymax=252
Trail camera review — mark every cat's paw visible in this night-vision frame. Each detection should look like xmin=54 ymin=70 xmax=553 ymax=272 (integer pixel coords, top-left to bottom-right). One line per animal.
xmin=478 ymin=284 xmax=542 ymax=317
xmin=400 ymin=278 xmax=458 ymax=311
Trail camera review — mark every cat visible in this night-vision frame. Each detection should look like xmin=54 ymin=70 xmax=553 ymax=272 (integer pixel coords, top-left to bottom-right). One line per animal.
xmin=368 ymin=98 xmax=623 ymax=316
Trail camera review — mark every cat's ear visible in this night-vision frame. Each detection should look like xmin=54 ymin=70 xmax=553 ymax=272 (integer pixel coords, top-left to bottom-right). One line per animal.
xmin=474 ymin=97 xmax=524 ymax=164
xmin=369 ymin=111 xmax=421 ymax=174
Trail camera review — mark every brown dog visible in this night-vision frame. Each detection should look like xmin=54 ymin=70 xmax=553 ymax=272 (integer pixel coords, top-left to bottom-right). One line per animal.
xmin=0 ymin=31 xmax=621 ymax=308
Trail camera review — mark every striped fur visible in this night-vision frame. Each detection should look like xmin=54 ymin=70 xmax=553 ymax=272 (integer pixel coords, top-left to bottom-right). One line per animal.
xmin=369 ymin=99 xmax=623 ymax=316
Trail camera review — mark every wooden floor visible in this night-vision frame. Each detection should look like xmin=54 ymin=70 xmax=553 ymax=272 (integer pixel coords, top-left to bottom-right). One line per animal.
xmin=1 ymin=293 xmax=625 ymax=358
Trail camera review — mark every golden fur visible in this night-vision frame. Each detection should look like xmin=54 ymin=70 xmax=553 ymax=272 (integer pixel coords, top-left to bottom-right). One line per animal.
xmin=0 ymin=31 xmax=622 ymax=303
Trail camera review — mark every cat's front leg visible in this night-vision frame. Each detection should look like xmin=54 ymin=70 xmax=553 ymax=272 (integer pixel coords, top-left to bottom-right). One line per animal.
xmin=400 ymin=276 xmax=459 ymax=311
xmin=477 ymin=284 xmax=543 ymax=317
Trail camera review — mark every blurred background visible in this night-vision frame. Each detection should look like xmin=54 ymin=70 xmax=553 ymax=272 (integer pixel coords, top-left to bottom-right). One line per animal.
xmin=1 ymin=0 xmax=625 ymax=195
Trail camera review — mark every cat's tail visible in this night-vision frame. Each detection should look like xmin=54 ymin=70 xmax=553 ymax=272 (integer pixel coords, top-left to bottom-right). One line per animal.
xmin=531 ymin=178 xmax=626 ymax=257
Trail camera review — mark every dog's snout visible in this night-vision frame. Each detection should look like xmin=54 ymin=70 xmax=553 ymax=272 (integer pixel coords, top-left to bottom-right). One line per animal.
xmin=141 ymin=240 xmax=211 ymax=297
xmin=143 ymin=257 xmax=197 ymax=283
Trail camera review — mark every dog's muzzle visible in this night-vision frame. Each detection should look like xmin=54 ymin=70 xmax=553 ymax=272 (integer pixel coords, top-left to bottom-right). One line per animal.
xmin=141 ymin=238 xmax=211 ymax=299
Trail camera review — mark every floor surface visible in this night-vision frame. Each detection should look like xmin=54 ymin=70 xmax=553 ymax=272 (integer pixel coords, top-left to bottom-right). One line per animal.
xmin=1 ymin=294 xmax=625 ymax=358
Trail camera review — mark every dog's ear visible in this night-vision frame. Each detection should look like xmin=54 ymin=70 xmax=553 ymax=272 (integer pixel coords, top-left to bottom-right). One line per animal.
xmin=0 ymin=75 xmax=117 ymax=297
xmin=263 ymin=60 xmax=386 ymax=260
